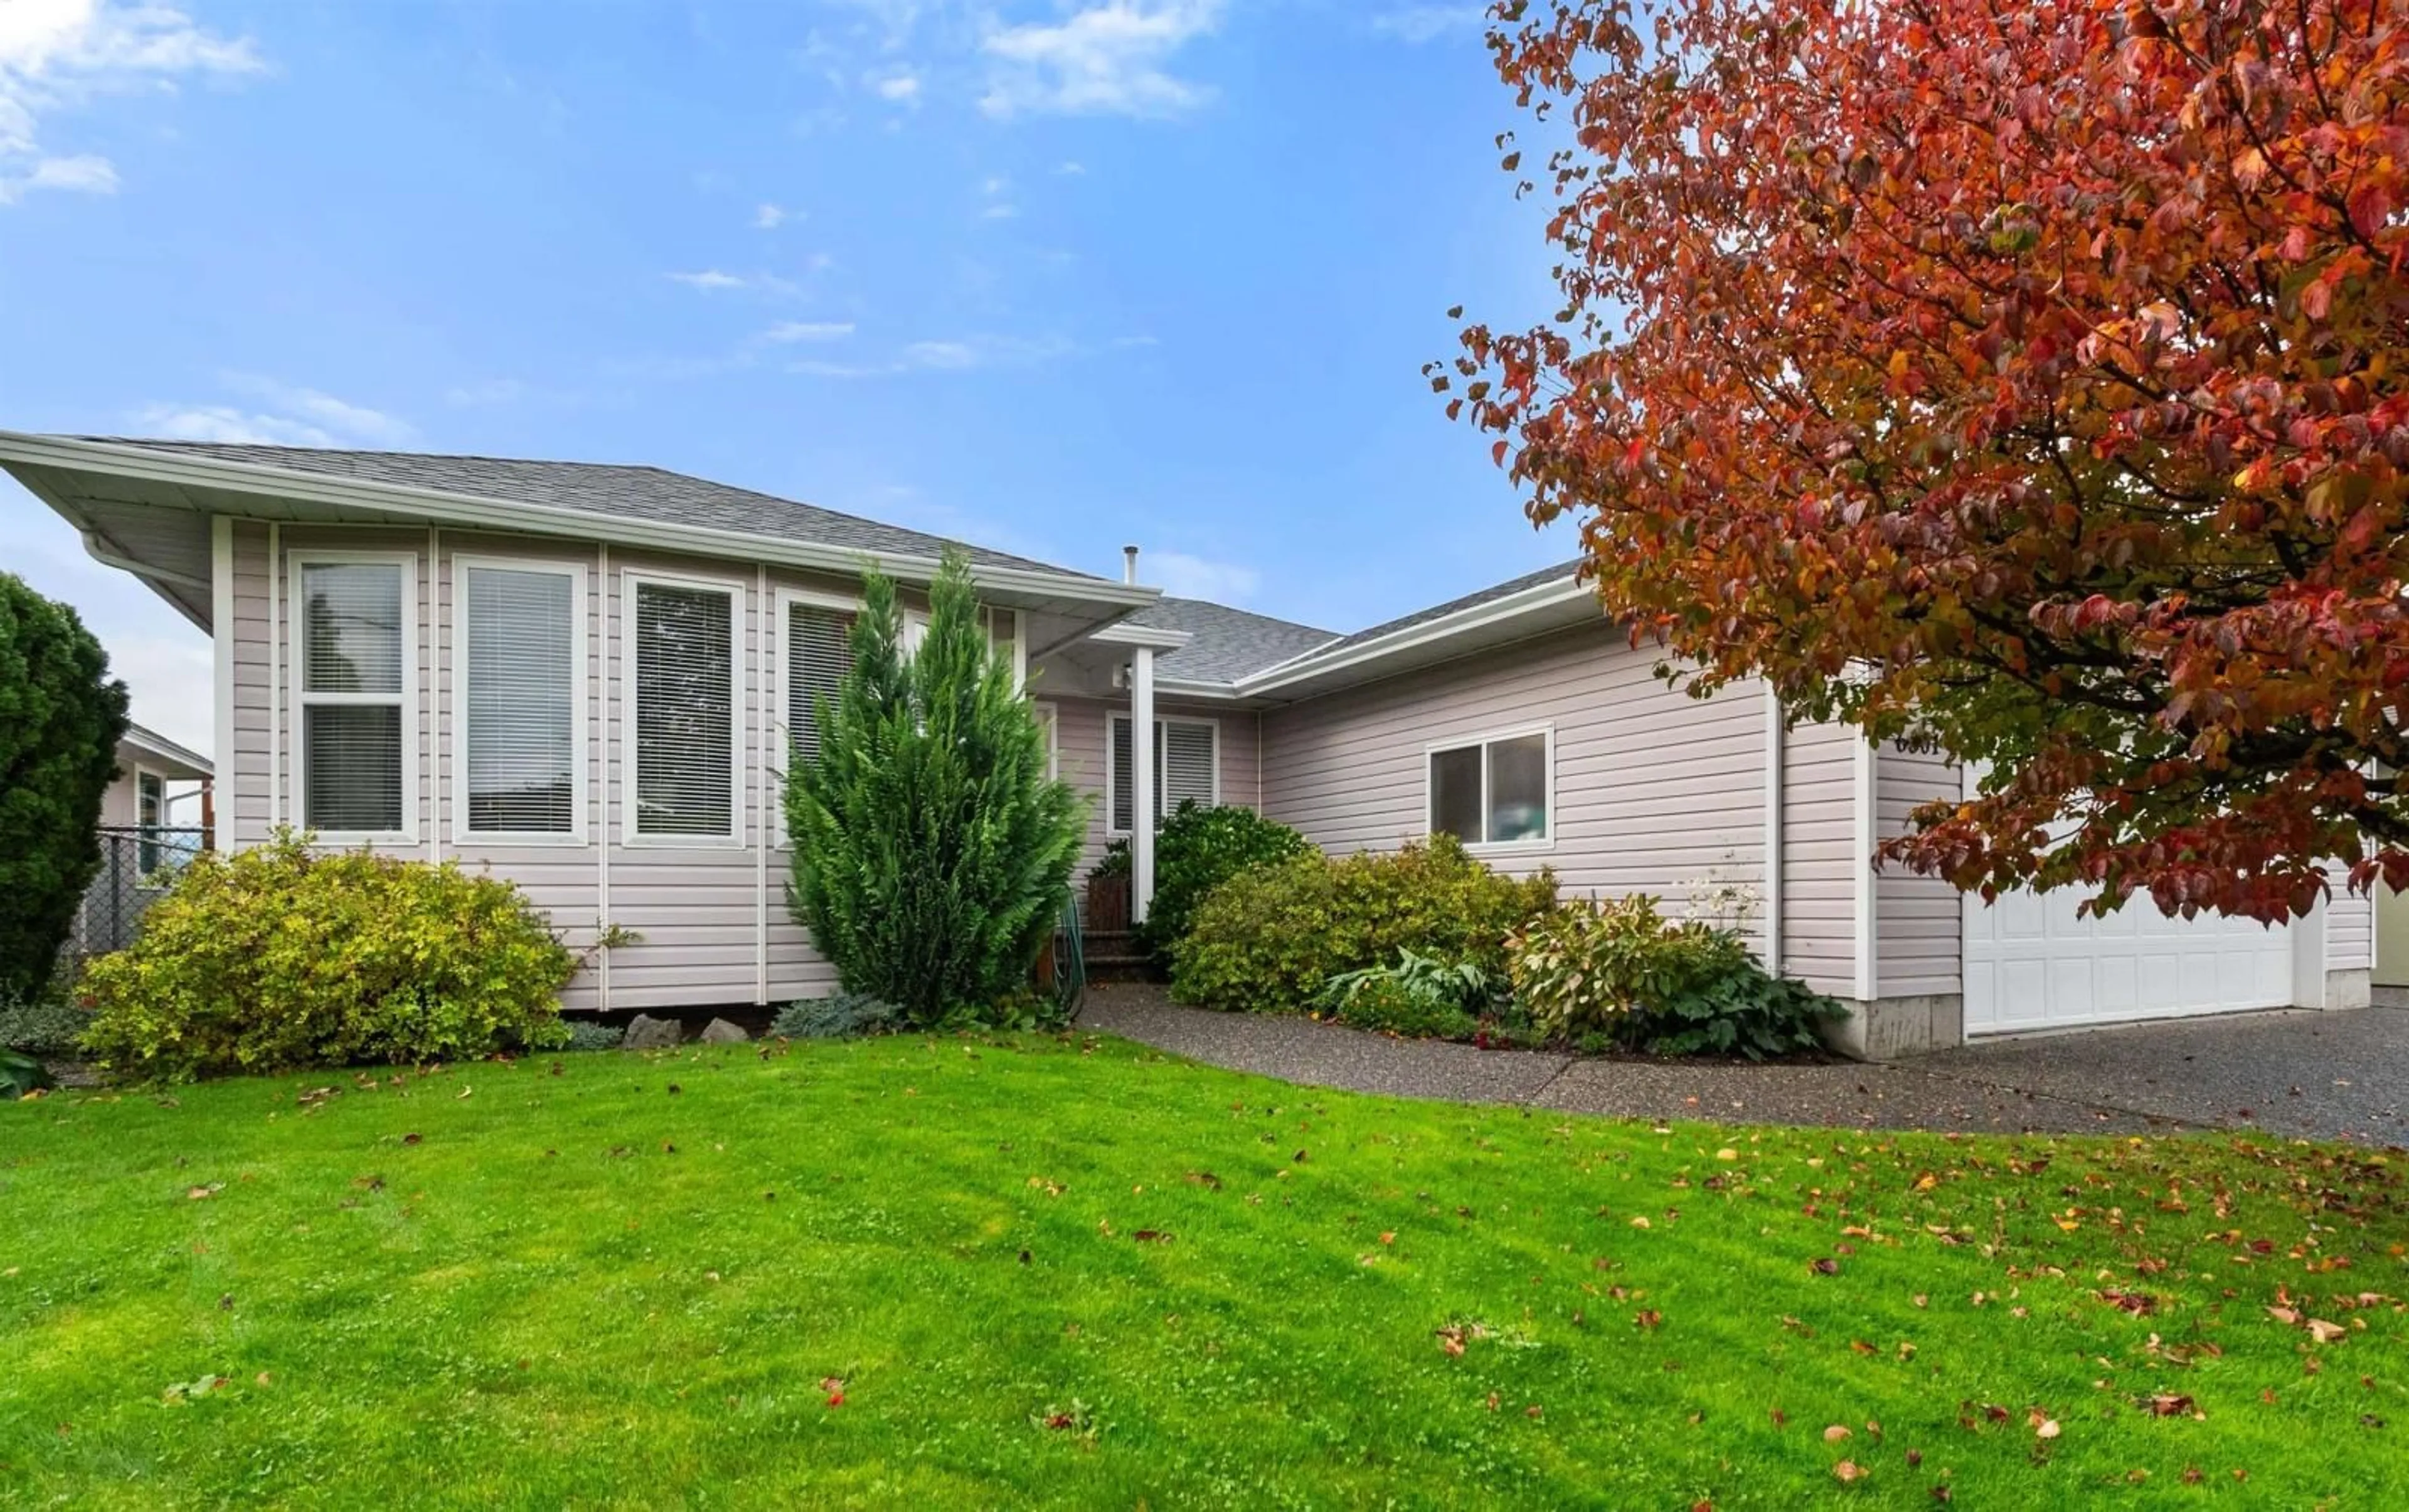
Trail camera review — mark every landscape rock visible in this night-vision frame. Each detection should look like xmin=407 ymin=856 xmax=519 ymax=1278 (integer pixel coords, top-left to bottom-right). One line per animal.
xmin=699 ymin=1018 xmax=750 ymax=1045
xmin=622 ymin=1014 xmax=683 ymax=1050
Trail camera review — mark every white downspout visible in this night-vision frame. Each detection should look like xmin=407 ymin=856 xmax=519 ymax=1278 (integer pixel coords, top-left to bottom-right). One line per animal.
xmin=1131 ymin=644 xmax=1156 ymax=924
xmin=1762 ymin=684 xmax=1784 ymax=974
xmin=1853 ymin=732 xmax=1878 ymax=1003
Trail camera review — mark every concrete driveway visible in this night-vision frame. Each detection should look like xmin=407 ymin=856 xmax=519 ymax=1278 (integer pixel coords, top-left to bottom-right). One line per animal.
xmin=1078 ymin=988 xmax=2409 ymax=1144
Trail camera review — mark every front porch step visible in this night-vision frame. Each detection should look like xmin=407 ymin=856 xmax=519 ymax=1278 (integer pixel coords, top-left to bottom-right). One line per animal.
xmin=1082 ymin=930 xmax=1161 ymax=984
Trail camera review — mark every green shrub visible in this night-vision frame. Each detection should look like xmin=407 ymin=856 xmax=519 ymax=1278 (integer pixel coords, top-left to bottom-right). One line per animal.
xmin=0 ymin=571 xmax=130 ymax=1003
xmin=786 ymin=549 xmax=1086 ymax=1025
xmin=772 ymin=991 xmax=904 ymax=1040
xmin=1508 ymin=895 xmax=1842 ymax=1060
xmin=78 ymin=834 xmax=581 ymax=1082
xmin=1134 ymin=802 xmax=1313 ymax=962
xmin=0 ymin=988 xmax=88 ymax=1057
xmin=1169 ymin=835 xmax=1556 ymax=1014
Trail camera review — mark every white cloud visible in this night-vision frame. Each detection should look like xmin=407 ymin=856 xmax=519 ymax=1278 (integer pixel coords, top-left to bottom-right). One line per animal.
xmin=1055 ymin=159 xmax=1086 ymax=176
xmin=0 ymin=0 xmax=262 ymax=204
xmin=666 ymin=268 xmax=800 ymax=296
xmin=789 ymin=331 xmax=1073 ymax=379
xmin=753 ymin=201 xmax=801 ymax=229
xmin=1369 ymin=5 xmax=1490 ymax=43
xmin=980 ymin=1 xmax=1220 ymax=120
xmin=136 ymin=376 xmax=415 ymax=451
xmin=871 ymin=68 xmax=921 ymax=104
xmin=218 ymin=373 xmax=415 ymax=446
xmin=1146 ymin=550 xmax=1259 ymax=604
xmin=24 ymin=150 xmax=112 ymax=192
xmin=136 ymin=405 xmax=340 ymax=447
xmin=667 ymin=268 xmax=747 ymax=291
xmin=981 ymin=202 xmax=1019 ymax=220
xmin=760 ymin=319 xmax=855 ymax=343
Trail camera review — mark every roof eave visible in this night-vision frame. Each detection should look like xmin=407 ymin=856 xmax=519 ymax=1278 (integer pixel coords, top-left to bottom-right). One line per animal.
xmin=1233 ymin=575 xmax=1593 ymax=698
xmin=0 ymin=430 xmax=1160 ymax=613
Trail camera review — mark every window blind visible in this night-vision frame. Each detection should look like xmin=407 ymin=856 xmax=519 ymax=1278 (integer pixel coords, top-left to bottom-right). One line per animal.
xmin=634 ymin=580 xmax=735 ymax=838
xmin=1111 ymin=716 xmax=1217 ymax=830
xmin=302 ymin=563 xmax=402 ymax=695
xmin=465 ymin=565 xmax=577 ymax=833
xmin=299 ymin=561 xmax=406 ymax=834
xmin=785 ymin=602 xmax=851 ymax=765
xmin=1162 ymin=720 xmax=1216 ymax=812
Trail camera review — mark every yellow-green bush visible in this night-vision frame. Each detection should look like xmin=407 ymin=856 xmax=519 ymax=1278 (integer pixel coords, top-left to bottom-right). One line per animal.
xmin=1509 ymin=894 xmax=1841 ymax=1059
xmin=79 ymin=833 xmax=581 ymax=1081
xmin=1168 ymin=835 xmax=1556 ymax=1014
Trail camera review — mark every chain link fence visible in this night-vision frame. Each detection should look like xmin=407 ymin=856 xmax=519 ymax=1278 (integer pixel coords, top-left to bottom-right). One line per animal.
xmin=68 ymin=826 xmax=210 ymax=961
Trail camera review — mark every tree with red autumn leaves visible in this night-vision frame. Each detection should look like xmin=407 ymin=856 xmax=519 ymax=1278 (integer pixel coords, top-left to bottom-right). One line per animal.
xmin=1441 ymin=0 xmax=2409 ymax=920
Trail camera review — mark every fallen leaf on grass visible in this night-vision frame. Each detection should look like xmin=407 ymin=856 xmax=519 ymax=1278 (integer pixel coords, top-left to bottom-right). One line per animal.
xmin=2143 ymin=1394 xmax=2196 ymax=1418
xmin=1811 ymin=1257 xmax=1841 ymax=1275
xmin=1832 ymin=1459 xmax=1863 ymax=1483
xmin=1635 ymin=1309 xmax=1662 ymax=1331
xmin=1131 ymin=1230 xmax=1171 ymax=1244
xmin=2307 ymin=1319 xmax=2348 ymax=1344
xmin=1824 ymin=1424 xmax=1852 ymax=1442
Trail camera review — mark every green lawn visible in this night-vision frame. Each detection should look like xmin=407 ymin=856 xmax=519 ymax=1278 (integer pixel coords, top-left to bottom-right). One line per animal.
xmin=4 ymin=1033 xmax=2405 ymax=1508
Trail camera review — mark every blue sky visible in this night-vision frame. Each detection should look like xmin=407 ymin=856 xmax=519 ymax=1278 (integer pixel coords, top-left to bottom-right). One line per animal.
xmin=0 ymin=0 xmax=1566 ymax=756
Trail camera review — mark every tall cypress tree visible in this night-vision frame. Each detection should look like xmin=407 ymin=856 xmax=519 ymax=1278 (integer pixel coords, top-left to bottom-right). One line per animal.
xmin=0 ymin=572 xmax=131 ymax=1001
xmin=785 ymin=548 xmax=1085 ymax=1021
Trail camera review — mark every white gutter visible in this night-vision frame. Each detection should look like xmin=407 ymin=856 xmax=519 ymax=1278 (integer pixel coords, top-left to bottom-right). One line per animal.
xmin=1090 ymin=622 xmax=1193 ymax=651
xmin=1231 ymin=575 xmax=1590 ymax=696
xmin=0 ymin=430 xmax=1161 ymax=612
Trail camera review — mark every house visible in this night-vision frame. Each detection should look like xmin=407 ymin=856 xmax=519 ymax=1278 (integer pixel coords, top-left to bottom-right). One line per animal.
xmin=1 ymin=430 xmax=2374 ymax=1059
xmin=78 ymin=721 xmax=213 ymax=957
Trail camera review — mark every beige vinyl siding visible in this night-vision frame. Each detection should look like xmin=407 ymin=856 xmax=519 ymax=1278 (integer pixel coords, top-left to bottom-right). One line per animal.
xmin=1258 ymin=621 xmax=1771 ymax=957
xmin=1779 ymin=720 xmax=1859 ymax=998
xmin=1049 ymin=695 xmax=1262 ymax=884
xmin=226 ymin=519 xmax=276 ymax=848
xmin=1874 ymin=743 xmax=1964 ymax=998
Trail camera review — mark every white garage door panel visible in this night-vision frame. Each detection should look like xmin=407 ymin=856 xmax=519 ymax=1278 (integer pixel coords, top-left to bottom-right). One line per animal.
xmin=1965 ymin=889 xmax=2294 ymax=1035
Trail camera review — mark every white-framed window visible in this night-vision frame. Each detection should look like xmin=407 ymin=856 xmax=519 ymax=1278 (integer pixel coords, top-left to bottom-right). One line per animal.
xmin=1427 ymin=725 xmax=1553 ymax=850
xmin=1034 ymin=700 xmax=1060 ymax=782
xmin=136 ymin=769 xmax=164 ymax=873
xmin=453 ymin=556 xmax=587 ymax=844
xmin=623 ymin=569 xmax=745 ymax=845
xmin=1107 ymin=713 xmax=1218 ymax=834
xmin=289 ymin=551 xmax=416 ymax=841
xmin=773 ymin=586 xmax=857 ymax=776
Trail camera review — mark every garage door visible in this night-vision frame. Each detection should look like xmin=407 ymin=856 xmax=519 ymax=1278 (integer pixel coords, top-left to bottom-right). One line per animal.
xmin=1963 ymin=887 xmax=2295 ymax=1035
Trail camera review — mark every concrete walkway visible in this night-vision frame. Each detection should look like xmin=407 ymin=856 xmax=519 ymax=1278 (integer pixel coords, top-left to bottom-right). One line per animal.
xmin=1077 ymin=986 xmax=2409 ymax=1143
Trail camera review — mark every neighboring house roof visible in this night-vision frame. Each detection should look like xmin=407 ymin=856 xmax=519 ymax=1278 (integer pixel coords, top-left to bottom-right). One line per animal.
xmin=76 ymin=439 xmax=1095 ymax=580
xmin=120 ymin=721 xmax=212 ymax=780
xmin=1129 ymin=597 xmax=1337 ymax=684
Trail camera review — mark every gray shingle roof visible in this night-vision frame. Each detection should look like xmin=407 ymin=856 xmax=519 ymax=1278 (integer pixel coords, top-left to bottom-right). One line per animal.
xmin=77 ymin=439 xmax=1099 ymax=579
xmin=1127 ymin=597 xmax=1337 ymax=683
xmin=1306 ymin=560 xmax=1584 ymax=658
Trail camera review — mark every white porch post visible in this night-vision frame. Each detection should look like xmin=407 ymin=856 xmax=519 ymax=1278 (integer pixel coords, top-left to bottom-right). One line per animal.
xmin=1131 ymin=645 xmax=1156 ymax=924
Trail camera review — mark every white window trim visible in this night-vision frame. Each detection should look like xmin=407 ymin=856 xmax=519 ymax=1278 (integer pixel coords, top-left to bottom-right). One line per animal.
xmin=1034 ymin=700 xmax=1060 ymax=782
xmin=450 ymin=554 xmax=590 ymax=847
xmin=620 ymin=566 xmax=748 ymax=849
xmin=1423 ymin=723 xmax=1556 ymax=855
xmin=768 ymin=584 xmax=862 ymax=850
xmin=287 ymin=548 xmax=419 ymax=845
xmin=1105 ymin=712 xmax=1220 ymax=838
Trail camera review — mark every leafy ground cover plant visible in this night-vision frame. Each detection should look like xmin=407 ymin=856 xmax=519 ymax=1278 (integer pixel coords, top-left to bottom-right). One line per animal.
xmin=0 ymin=987 xmax=87 ymax=1058
xmin=772 ymin=991 xmax=905 ymax=1040
xmin=1318 ymin=948 xmax=1497 ymax=1039
xmin=4 ymin=1037 xmax=2404 ymax=1506
xmin=77 ymin=833 xmax=582 ymax=1081
xmin=1171 ymin=836 xmax=1555 ymax=1014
